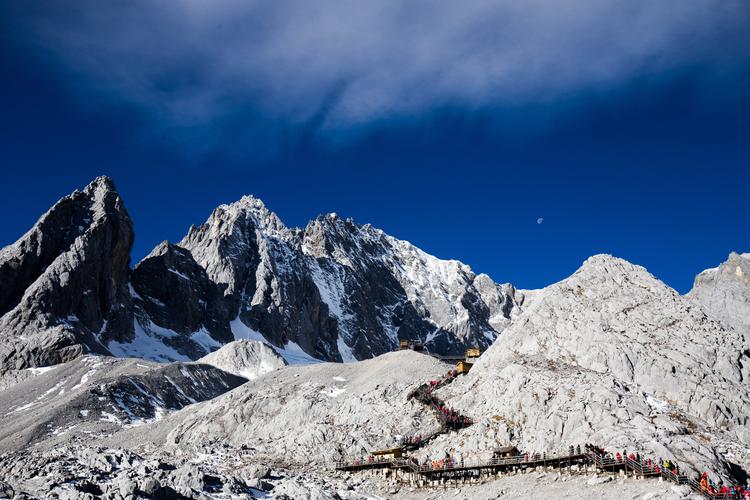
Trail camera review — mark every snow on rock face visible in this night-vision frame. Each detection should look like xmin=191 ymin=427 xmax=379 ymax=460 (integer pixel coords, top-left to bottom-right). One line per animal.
xmin=174 ymin=200 xmax=521 ymax=362
xmin=198 ymin=340 xmax=287 ymax=380
xmin=438 ymin=255 xmax=750 ymax=479
xmin=0 ymin=179 xmax=521 ymax=368
xmin=126 ymin=241 xmax=235 ymax=360
xmin=0 ymin=176 xmax=135 ymax=373
xmin=688 ymin=252 xmax=750 ymax=335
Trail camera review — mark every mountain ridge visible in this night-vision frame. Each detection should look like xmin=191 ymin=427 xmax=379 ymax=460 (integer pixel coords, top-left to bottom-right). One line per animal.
xmin=0 ymin=177 xmax=522 ymax=370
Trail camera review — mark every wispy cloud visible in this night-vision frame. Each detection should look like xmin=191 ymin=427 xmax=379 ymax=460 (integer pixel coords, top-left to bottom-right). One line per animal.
xmin=6 ymin=0 xmax=749 ymax=156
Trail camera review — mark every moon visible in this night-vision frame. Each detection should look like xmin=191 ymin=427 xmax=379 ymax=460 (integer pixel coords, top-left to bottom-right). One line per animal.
xmin=537 ymin=217 xmax=544 ymax=225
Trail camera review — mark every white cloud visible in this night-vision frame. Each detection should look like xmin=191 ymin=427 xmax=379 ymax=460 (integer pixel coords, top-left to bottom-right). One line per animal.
xmin=8 ymin=0 xmax=749 ymax=152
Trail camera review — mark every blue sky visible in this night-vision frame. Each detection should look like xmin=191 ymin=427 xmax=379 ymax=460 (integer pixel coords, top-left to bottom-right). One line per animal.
xmin=1 ymin=1 xmax=749 ymax=292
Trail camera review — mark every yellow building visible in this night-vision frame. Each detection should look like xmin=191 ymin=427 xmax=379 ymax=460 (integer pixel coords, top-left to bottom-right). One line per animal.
xmin=456 ymin=360 xmax=474 ymax=374
xmin=465 ymin=347 xmax=481 ymax=359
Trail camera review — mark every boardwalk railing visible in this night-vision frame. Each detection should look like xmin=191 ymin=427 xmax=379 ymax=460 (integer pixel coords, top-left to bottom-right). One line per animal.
xmin=337 ymin=450 xmax=585 ymax=474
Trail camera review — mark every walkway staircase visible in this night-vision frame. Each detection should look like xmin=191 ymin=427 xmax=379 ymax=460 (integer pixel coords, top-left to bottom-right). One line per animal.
xmin=334 ymin=374 xmax=748 ymax=498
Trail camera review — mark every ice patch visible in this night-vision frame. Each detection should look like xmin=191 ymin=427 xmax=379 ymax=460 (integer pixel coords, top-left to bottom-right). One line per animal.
xmin=72 ymin=363 xmax=101 ymax=391
xmin=337 ymin=336 xmax=357 ymax=363
xmin=230 ymin=317 xmax=266 ymax=342
xmin=51 ymin=424 xmax=78 ymax=436
xmin=276 ymin=341 xmax=323 ymax=365
xmin=191 ymin=328 xmax=223 ymax=354
xmin=128 ymin=283 xmax=144 ymax=300
xmin=146 ymin=295 xmax=166 ymax=307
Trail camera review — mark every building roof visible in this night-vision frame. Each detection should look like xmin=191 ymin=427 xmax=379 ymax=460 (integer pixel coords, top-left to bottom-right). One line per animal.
xmin=495 ymin=445 xmax=519 ymax=454
xmin=372 ymin=447 xmax=403 ymax=456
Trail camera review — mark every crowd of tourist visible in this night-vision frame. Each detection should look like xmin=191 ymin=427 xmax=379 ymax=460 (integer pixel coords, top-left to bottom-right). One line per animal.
xmin=410 ymin=370 xmax=472 ymax=430
xmin=400 ymin=434 xmax=422 ymax=446
xmin=585 ymin=444 xmax=750 ymax=499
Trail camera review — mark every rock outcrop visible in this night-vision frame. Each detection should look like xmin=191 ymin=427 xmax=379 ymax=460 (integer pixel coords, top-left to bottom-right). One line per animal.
xmin=0 ymin=176 xmax=134 ymax=372
xmin=127 ymin=241 xmax=235 ymax=360
xmin=198 ymin=340 xmax=287 ymax=380
xmin=688 ymin=252 xmax=750 ymax=335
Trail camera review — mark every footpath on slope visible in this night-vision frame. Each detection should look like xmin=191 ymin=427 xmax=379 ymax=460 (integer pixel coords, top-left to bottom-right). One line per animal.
xmin=334 ymin=368 xmax=750 ymax=499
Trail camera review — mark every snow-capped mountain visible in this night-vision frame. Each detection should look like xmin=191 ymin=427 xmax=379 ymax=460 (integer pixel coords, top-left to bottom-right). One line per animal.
xmin=0 ymin=177 xmax=522 ymax=369
xmin=170 ymin=196 xmax=522 ymax=362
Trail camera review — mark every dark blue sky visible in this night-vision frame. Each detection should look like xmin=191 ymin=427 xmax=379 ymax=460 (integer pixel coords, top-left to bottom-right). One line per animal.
xmin=2 ymin=2 xmax=749 ymax=292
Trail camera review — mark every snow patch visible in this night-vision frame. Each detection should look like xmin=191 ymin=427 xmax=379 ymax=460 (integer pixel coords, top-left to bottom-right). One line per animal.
xmin=320 ymin=387 xmax=346 ymax=398
xmin=645 ymin=393 xmax=670 ymax=414
xmin=191 ymin=328 xmax=223 ymax=354
xmin=100 ymin=411 xmax=122 ymax=425
xmin=27 ymin=366 xmax=56 ymax=376
xmin=108 ymin=319 xmax=191 ymax=363
xmin=337 ymin=336 xmax=357 ymax=363
xmin=168 ymin=268 xmax=191 ymax=280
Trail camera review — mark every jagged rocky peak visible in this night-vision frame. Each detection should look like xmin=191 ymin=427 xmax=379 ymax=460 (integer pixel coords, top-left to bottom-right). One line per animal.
xmin=0 ymin=176 xmax=134 ymax=372
xmin=179 ymin=195 xmax=291 ymax=296
xmin=172 ymin=196 xmax=524 ymax=360
xmin=302 ymin=212 xmax=374 ymax=261
xmin=688 ymin=251 xmax=750 ymax=335
xmin=1 ymin=178 xmax=523 ymax=367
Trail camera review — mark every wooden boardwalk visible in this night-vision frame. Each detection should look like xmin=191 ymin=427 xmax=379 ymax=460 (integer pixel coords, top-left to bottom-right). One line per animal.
xmin=335 ymin=447 xmax=744 ymax=498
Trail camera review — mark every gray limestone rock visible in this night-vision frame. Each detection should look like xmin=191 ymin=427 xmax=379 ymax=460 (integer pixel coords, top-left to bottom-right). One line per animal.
xmin=688 ymin=252 xmax=750 ymax=335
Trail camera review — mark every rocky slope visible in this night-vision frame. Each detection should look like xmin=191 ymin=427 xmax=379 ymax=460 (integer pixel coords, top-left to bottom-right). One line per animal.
xmin=0 ymin=177 xmax=134 ymax=373
xmin=689 ymin=252 xmax=750 ymax=336
xmin=1 ymin=250 xmax=749 ymax=497
xmin=0 ymin=354 xmax=247 ymax=453
xmin=436 ymin=255 xmax=750 ymax=479
xmin=138 ymin=350 xmax=450 ymax=465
